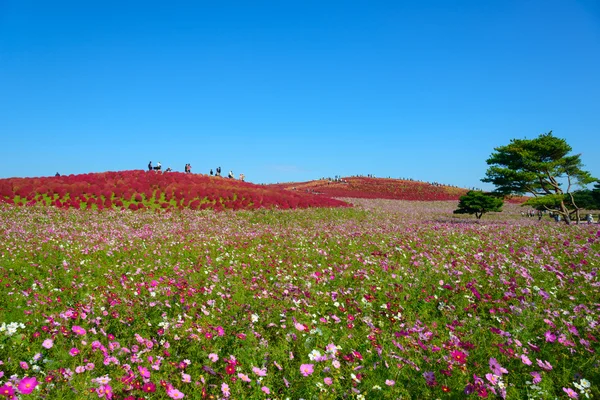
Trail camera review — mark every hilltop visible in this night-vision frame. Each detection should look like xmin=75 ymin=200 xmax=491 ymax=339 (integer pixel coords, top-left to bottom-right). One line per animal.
xmin=268 ymin=176 xmax=469 ymax=201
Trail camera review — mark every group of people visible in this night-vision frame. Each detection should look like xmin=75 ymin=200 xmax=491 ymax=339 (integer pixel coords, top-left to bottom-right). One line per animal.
xmin=208 ymin=167 xmax=244 ymax=181
xmin=147 ymin=162 xmax=244 ymax=181
xmin=148 ymin=161 xmax=162 ymax=171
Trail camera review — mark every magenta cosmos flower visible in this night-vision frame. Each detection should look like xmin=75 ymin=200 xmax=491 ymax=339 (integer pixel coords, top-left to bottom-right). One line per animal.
xmin=18 ymin=376 xmax=39 ymax=394
xmin=72 ymin=325 xmax=86 ymax=335
xmin=142 ymin=382 xmax=156 ymax=393
xmin=0 ymin=384 xmax=15 ymax=396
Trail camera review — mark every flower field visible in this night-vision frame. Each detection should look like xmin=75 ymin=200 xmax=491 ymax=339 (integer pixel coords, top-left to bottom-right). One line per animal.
xmin=1 ymin=200 xmax=599 ymax=399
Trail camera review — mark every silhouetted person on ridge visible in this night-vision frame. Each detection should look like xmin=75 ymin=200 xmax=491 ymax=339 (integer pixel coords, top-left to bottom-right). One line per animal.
xmin=148 ymin=161 xmax=152 ymax=171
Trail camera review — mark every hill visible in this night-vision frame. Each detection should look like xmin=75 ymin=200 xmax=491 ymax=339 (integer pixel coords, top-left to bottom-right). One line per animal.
xmin=0 ymin=170 xmax=349 ymax=211
xmin=269 ymin=176 xmax=469 ymax=201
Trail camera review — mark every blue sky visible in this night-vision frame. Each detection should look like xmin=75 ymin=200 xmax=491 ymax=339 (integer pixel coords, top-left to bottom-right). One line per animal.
xmin=1 ymin=0 xmax=599 ymax=188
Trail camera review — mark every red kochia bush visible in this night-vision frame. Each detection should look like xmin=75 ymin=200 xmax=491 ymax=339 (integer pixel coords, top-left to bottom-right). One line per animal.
xmin=0 ymin=170 xmax=351 ymax=211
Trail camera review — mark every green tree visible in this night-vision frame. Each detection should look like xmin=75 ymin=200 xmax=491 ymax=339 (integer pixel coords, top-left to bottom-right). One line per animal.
xmin=573 ymin=181 xmax=600 ymax=210
xmin=482 ymin=132 xmax=596 ymax=224
xmin=453 ymin=191 xmax=504 ymax=219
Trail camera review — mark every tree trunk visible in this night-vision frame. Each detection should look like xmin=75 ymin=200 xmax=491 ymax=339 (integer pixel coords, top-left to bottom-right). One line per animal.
xmin=559 ymin=200 xmax=571 ymax=225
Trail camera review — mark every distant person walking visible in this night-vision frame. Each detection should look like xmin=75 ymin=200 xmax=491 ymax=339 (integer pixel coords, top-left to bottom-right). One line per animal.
xmin=587 ymin=214 xmax=594 ymax=224
xmin=228 ymin=170 xmax=234 ymax=179
xmin=148 ymin=161 xmax=153 ymax=171
xmin=216 ymin=167 xmax=221 ymax=176
xmin=210 ymin=169 xmax=213 ymax=176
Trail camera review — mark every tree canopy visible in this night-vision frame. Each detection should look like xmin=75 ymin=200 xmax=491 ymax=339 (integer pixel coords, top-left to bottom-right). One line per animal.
xmin=453 ymin=191 xmax=503 ymax=219
xmin=572 ymin=181 xmax=600 ymax=210
xmin=482 ymin=132 xmax=596 ymax=224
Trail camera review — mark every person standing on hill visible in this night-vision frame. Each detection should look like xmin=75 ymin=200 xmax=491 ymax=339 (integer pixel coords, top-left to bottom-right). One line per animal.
xmin=148 ymin=161 xmax=152 ymax=171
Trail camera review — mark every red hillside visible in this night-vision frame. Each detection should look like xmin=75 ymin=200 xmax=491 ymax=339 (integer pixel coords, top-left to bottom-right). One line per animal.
xmin=0 ymin=170 xmax=350 ymax=211
xmin=269 ymin=177 xmax=470 ymax=201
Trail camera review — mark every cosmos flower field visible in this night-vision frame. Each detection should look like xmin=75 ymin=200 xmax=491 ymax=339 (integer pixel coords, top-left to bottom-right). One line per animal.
xmin=0 ymin=200 xmax=598 ymax=399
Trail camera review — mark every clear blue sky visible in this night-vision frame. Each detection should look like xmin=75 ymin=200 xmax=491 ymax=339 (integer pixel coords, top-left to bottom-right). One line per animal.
xmin=1 ymin=0 xmax=599 ymax=188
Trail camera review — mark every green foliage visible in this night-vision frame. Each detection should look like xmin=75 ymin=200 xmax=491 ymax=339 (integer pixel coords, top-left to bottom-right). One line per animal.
xmin=453 ymin=191 xmax=503 ymax=219
xmin=482 ymin=131 xmax=596 ymax=223
xmin=571 ymin=181 xmax=600 ymax=210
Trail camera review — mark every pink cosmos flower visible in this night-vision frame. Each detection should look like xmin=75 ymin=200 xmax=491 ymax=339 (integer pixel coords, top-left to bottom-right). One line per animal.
xmin=237 ymin=373 xmax=251 ymax=383
xmin=563 ymin=387 xmax=579 ymax=399
xmin=536 ymin=359 xmax=553 ymax=371
xmin=262 ymin=386 xmax=270 ymax=394
xmin=485 ymin=374 xmax=499 ymax=385
xmin=18 ymin=376 xmax=39 ymax=395
xmin=138 ymin=366 xmax=151 ymax=378
xmin=20 ymin=361 xmax=29 ymax=370
xmin=520 ymin=355 xmax=532 ymax=365
xmin=324 ymin=377 xmax=333 ymax=385
xmin=72 ymin=325 xmax=86 ymax=335
xmin=385 ymin=379 xmax=395 ymax=386
xmin=181 ymin=373 xmax=191 ymax=383
xmin=300 ymin=364 xmax=314 ymax=377
xmin=167 ymin=388 xmax=185 ymax=399
xmin=42 ymin=339 xmax=54 ymax=349
xmin=544 ymin=331 xmax=557 ymax=342
xmin=100 ymin=384 xmax=113 ymax=399
xmin=530 ymin=371 xmax=542 ymax=384
xmin=69 ymin=347 xmax=80 ymax=356
xmin=489 ymin=358 xmax=508 ymax=375
xmin=208 ymin=353 xmax=219 ymax=362
xmin=252 ymin=367 xmax=267 ymax=377
xmin=294 ymin=322 xmax=306 ymax=331
xmin=221 ymin=383 xmax=230 ymax=398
